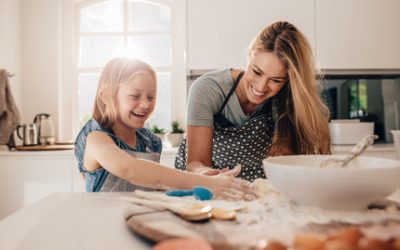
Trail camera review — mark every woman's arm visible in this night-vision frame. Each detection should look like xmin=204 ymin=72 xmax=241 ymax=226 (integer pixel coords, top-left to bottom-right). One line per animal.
xmin=84 ymin=131 xmax=254 ymax=199
xmin=186 ymin=126 xmax=214 ymax=173
xmin=186 ymin=126 xmax=240 ymax=176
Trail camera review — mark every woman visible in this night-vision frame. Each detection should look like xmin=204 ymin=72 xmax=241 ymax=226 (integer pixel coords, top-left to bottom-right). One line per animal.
xmin=175 ymin=21 xmax=331 ymax=182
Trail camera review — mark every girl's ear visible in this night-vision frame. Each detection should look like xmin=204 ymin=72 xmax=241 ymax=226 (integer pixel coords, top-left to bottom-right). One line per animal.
xmin=99 ymin=89 xmax=108 ymax=104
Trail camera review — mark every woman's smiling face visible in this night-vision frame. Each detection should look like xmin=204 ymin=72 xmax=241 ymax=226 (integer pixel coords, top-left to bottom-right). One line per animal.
xmin=239 ymin=51 xmax=288 ymax=105
xmin=115 ymin=73 xmax=156 ymax=129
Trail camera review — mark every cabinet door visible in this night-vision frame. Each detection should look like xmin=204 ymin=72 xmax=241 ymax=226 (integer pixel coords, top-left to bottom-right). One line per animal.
xmin=316 ymin=0 xmax=400 ymax=69
xmin=0 ymin=156 xmax=71 ymax=219
xmin=187 ymin=0 xmax=315 ymax=69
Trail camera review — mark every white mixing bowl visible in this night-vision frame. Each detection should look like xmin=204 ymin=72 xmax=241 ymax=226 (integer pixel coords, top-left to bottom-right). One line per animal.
xmin=263 ymin=155 xmax=400 ymax=210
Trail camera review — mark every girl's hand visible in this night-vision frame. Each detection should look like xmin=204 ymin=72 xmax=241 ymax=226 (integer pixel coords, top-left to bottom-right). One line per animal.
xmin=204 ymin=175 xmax=258 ymax=201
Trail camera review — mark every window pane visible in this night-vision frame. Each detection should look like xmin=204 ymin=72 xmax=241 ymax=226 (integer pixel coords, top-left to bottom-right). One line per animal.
xmin=128 ymin=1 xmax=171 ymax=32
xmin=78 ymin=73 xmax=100 ymax=127
xmin=126 ymin=35 xmax=171 ymax=67
xmin=80 ymin=0 xmax=123 ymax=32
xmin=80 ymin=36 xmax=123 ymax=67
xmin=147 ymin=72 xmax=171 ymax=130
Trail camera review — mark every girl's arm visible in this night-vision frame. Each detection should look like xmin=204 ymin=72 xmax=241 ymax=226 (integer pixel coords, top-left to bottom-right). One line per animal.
xmin=85 ymin=131 xmax=198 ymax=190
xmin=84 ymin=131 xmax=254 ymax=199
xmin=84 ymin=131 xmax=236 ymax=189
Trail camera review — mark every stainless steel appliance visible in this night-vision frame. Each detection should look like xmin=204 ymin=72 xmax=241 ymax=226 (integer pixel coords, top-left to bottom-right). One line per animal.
xmin=321 ymin=70 xmax=400 ymax=143
xmin=16 ymin=123 xmax=38 ymax=146
xmin=33 ymin=113 xmax=55 ymax=145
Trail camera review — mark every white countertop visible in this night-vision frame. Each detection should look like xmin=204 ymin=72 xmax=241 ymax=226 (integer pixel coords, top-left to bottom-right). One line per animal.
xmin=0 ymin=143 xmax=395 ymax=156
xmin=2 ymin=191 xmax=400 ymax=250
xmin=0 ymin=193 xmax=152 ymax=250
xmin=0 ymin=144 xmax=180 ymax=157
xmin=333 ymin=143 xmax=396 ymax=153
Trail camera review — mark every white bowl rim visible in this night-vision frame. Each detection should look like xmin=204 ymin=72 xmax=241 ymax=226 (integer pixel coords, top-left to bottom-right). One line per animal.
xmin=263 ymin=155 xmax=400 ymax=172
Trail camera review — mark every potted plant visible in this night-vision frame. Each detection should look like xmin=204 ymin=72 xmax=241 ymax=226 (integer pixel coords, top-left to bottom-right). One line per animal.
xmin=166 ymin=121 xmax=185 ymax=147
xmin=150 ymin=125 xmax=165 ymax=141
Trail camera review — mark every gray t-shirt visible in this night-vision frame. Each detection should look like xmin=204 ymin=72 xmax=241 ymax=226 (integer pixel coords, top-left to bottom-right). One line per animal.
xmin=187 ymin=69 xmax=261 ymax=127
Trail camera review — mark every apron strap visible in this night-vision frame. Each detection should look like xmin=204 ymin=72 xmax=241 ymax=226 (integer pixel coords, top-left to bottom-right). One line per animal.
xmin=215 ymin=71 xmax=244 ymax=115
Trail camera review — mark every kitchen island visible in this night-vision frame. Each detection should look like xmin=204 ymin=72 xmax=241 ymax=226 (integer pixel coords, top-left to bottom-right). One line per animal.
xmin=0 ymin=193 xmax=152 ymax=250
xmin=2 ymin=190 xmax=400 ymax=250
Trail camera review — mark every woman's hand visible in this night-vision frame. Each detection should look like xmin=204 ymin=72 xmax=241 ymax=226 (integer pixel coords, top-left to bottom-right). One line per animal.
xmin=188 ymin=161 xmax=241 ymax=177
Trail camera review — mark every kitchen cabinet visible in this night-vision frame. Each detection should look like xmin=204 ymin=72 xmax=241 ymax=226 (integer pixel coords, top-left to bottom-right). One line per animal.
xmin=0 ymin=151 xmax=79 ymax=219
xmin=0 ymin=151 xmax=84 ymax=220
xmin=0 ymin=149 xmax=176 ymax=219
xmin=187 ymin=0 xmax=315 ymax=69
xmin=315 ymin=0 xmax=400 ymax=69
xmin=187 ymin=0 xmax=400 ymax=70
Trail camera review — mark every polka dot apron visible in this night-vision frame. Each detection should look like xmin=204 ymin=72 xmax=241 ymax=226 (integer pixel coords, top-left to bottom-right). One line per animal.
xmin=175 ymin=72 xmax=275 ymax=182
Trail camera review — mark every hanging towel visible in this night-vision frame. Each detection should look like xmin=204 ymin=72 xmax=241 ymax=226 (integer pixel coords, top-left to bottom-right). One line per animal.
xmin=0 ymin=69 xmax=21 ymax=144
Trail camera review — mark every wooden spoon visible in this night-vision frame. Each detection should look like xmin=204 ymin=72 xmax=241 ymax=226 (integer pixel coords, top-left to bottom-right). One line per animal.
xmin=134 ymin=190 xmax=237 ymax=220
xmin=120 ymin=196 xmax=212 ymax=221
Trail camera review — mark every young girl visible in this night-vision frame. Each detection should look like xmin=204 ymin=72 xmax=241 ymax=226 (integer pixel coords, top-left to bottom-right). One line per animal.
xmin=74 ymin=58 xmax=254 ymax=200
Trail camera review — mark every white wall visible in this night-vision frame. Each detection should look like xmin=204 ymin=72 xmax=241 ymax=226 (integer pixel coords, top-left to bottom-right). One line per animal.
xmin=0 ymin=0 xmax=66 ymax=140
xmin=0 ymin=0 xmax=22 ymax=112
xmin=2 ymin=0 xmax=399 ymax=142
xmin=21 ymin=0 xmax=62 ymax=135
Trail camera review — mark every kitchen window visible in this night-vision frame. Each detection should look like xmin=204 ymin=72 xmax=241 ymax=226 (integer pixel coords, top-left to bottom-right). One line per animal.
xmin=74 ymin=0 xmax=186 ymax=132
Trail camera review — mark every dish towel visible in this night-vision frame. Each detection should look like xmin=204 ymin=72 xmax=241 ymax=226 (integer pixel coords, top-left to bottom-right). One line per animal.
xmin=0 ymin=69 xmax=21 ymax=145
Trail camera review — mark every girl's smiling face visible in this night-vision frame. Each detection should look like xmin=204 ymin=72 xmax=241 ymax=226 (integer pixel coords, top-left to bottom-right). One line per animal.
xmin=115 ymin=73 xmax=156 ymax=129
xmin=239 ymin=51 xmax=288 ymax=105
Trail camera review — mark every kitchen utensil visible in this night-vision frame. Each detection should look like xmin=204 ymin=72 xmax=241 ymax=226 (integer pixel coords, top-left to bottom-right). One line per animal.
xmin=16 ymin=123 xmax=38 ymax=146
xmin=134 ymin=190 xmax=236 ymax=220
xmin=320 ymin=134 xmax=378 ymax=167
xmin=263 ymin=155 xmax=400 ymax=210
xmin=120 ymin=196 xmax=212 ymax=221
xmin=33 ymin=113 xmax=55 ymax=145
xmin=166 ymin=186 xmax=214 ymax=200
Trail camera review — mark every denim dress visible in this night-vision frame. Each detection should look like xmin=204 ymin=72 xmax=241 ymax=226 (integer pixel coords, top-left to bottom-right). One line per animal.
xmin=75 ymin=119 xmax=162 ymax=192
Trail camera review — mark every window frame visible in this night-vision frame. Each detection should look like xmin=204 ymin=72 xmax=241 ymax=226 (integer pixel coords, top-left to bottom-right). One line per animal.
xmin=59 ymin=0 xmax=186 ymax=140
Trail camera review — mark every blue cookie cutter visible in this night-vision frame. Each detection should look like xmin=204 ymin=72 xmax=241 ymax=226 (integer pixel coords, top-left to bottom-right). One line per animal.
xmin=166 ymin=186 xmax=214 ymax=201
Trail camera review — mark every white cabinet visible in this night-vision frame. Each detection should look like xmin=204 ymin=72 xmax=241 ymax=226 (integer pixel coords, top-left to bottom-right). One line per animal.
xmin=0 ymin=151 xmax=85 ymax=219
xmin=316 ymin=0 xmax=400 ymax=69
xmin=0 ymin=151 xmax=84 ymax=219
xmin=187 ymin=0 xmax=400 ymax=70
xmin=0 ymin=149 xmax=176 ymax=219
xmin=187 ymin=0 xmax=315 ymax=69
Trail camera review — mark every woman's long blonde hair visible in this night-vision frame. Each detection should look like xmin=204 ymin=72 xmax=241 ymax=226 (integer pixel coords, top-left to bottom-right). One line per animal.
xmin=249 ymin=21 xmax=331 ymax=155
xmin=92 ymin=58 xmax=156 ymax=128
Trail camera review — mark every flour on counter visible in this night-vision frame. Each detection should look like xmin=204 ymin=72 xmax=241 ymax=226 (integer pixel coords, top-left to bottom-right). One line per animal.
xmin=209 ymin=179 xmax=400 ymax=245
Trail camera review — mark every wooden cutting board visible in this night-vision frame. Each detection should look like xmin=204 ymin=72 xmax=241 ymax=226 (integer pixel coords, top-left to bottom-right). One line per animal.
xmin=124 ymin=204 xmax=400 ymax=250
xmin=125 ymin=207 xmax=298 ymax=250
xmin=15 ymin=144 xmax=74 ymax=151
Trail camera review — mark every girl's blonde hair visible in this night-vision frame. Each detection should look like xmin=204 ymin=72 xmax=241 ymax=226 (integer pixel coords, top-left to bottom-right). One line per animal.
xmin=249 ymin=21 xmax=331 ymax=155
xmin=92 ymin=58 xmax=156 ymax=128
